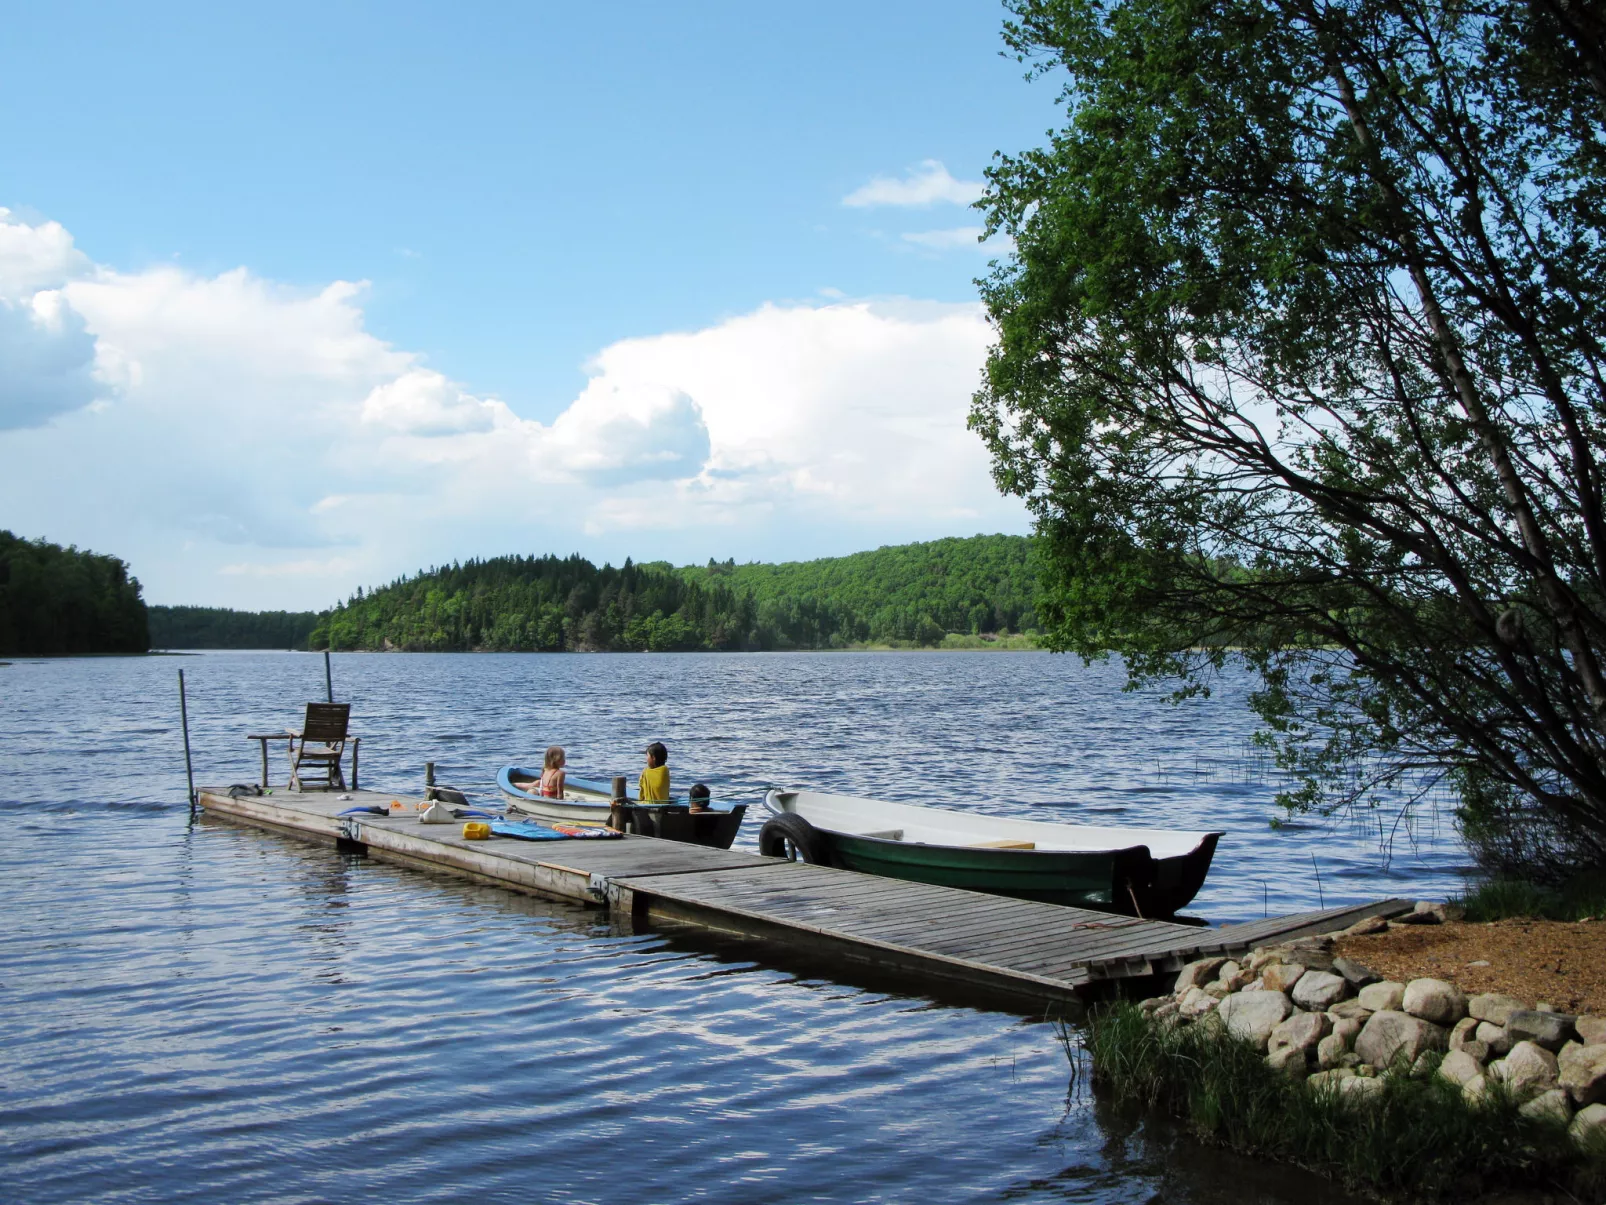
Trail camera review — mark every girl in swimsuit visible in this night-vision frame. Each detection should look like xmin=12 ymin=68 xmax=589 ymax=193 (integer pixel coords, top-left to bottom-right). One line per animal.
xmin=539 ymin=746 xmax=566 ymax=798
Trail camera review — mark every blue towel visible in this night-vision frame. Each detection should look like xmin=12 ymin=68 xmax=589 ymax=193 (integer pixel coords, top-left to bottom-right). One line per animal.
xmin=490 ymin=819 xmax=622 ymax=842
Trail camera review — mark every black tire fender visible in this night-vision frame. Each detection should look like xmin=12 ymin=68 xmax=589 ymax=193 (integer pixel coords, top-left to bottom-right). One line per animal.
xmin=758 ymin=811 xmax=830 ymax=865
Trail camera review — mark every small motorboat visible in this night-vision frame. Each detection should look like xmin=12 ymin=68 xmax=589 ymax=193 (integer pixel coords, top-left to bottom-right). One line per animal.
xmin=496 ymin=766 xmax=747 ymax=850
xmin=760 ymin=789 xmax=1221 ymax=918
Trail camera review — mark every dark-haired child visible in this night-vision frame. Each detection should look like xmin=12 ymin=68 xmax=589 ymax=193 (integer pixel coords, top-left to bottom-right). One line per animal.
xmin=639 ymin=741 xmax=670 ymax=802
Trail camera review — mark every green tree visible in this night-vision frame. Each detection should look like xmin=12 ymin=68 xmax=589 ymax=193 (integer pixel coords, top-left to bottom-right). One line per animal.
xmin=0 ymin=530 xmax=149 ymax=655
xmin=972 ymin=0 xmax=1606 ymax=875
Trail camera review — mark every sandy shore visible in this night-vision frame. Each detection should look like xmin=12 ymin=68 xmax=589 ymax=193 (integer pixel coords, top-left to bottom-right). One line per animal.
xmin=1335 ymin=918 xmax=1606 ymax=1015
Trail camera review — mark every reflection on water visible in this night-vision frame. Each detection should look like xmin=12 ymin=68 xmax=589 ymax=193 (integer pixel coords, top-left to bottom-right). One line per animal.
xmin=0 ymin=651 xmax=1423 ymax=1203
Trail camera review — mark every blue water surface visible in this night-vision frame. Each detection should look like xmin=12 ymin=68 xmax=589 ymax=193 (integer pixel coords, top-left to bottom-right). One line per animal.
xmin=0 ymin=650 xmax=1453 ymax=1203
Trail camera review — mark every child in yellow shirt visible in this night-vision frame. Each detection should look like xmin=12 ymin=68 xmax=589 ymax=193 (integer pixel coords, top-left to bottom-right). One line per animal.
xmin=638 ymin=741 xmax=670 ymax=801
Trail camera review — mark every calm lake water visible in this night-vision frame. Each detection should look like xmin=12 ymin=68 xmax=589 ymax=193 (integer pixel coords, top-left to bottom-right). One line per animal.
xmin=1 ymin=650 xmax=1464 ymax=1203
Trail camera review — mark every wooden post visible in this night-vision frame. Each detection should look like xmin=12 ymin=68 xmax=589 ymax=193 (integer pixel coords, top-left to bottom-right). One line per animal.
xmin=324 ymin=650 xmax=334 ymax=702
xmin=258 ymin=738 xmax=269 ymax=789
xmin=424 ymin=761 xmax=435 ymax=800
xmin=351 ymin=737 xmax=360 ymax=792
xmin=179 ymin=669 xmax=196 ymax=810
xmin=610 ymin=775 xmax=628 ymax=832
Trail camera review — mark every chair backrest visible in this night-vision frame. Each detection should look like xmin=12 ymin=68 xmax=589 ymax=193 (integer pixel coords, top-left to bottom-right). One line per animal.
xmin=302 ymin=702 xmax=351 ymax=742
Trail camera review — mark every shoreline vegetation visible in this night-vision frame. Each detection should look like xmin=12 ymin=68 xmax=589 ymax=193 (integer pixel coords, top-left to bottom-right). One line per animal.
xmin=0 ymin=530 xmax=148 ymax=656
xmin=1092 ymin=913 xmax=1606 ymax=1202
xmin=142 ymin=534 xmax=1041 ymax=653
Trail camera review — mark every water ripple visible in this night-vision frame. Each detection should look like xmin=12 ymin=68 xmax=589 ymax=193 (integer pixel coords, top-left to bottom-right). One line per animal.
xmin=0 ymin=652 xmax=1395 ymax=1203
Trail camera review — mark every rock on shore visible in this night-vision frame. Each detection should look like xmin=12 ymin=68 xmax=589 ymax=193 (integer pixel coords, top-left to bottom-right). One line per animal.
xmin=1142 ymin=904 xmax=1606 ymax=1151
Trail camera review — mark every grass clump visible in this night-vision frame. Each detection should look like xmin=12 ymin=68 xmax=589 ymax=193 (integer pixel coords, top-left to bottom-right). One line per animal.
xmin=1084 ymin=1001 xmax=1604 ymax=1200
xmin=1452 ymin=873 xmax=1606 ymax=922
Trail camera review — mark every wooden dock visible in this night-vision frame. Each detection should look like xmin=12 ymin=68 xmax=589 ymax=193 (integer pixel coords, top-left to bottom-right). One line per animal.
xmin=197 ymin=786 xmax=1414 ymax=1009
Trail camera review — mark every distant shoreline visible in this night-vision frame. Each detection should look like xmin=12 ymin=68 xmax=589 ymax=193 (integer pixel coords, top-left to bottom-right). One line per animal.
xmin=133 ymin=637 xmax=1046 ymax=655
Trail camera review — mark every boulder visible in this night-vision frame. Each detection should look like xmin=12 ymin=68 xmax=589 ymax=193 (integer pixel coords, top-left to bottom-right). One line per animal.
xmin=1220 ymin=989 xmax=1293 ymax=1050
xmin=1282 ymin=940 xmax=1336 ymax=972
xmin=1152 ymin=1000 xmax=1180 ymax=1024
xmin=1178 ymin=986 xmax=1219 ymax=1019
xmin=1507 ymin=1009 xmax=1577 ymax=1052
xmin=1463 ymin=1072 xmax=1489 ymax=1104
xmin=1292 ymin=971 xmax=1349 ymax=1011
xmin=1493 ymin=1041 xmax=1559 ymax=1095
xmin=1355 ymin=1010 xmax=1447 ymax=1070
xmin=1390 ymin=906 xmax=1439 ymax=925
xmin=1576 ymin=1015 xmax=1606 ymax=1046
xmin=1308 ymin=1067 xmax=1355 ymax=1092
xmin=1476 ymin=1020 xmax=1511 ymax=1056
xmin=1340 ymin=1075 xmax=1386 ymax=1104
xmin=1460 ymin=1039 xmax=1490 ymax=1063
xmin=1216 ymin=959 xmax=1248 ymax=992
xmin=1245 ymin=947 xmax=1282 ymax=975
xmin=1316 ymin=1033 xmax=1348 ymax=1070
xmin=1403 ymin=978 xmax=1467 ymax=1026
xmin=1203 ymin=981 xmax=1229 ymax=999
xmin=1558 ymin=1043 xmax=1606 ymax=1108
xmin=1331 ymin=1016 xmax=1364 ymax=1047
xmin=1328 ymin=999 xmax=1372 ymax=1022
xmin=1439 ymin=1049 xmax=1483 ymax=1087
xmin=1342 ymin=914 xmax=1389 ymax=936
xmin=1269 ymin=1011 xmax=1331 ymax=1057
xmin=1519 ymin=1088 xmax=1573 ymax=1126
xmin=1174 ymin=957 xmax=1227 ymax=995
xmin=1331 ymin=956 xmax=1381 ymax=987
xmin=1262 ymin=963 xmax=1307 ymax=993
xmin=1468 ymin=992 xmax=1525 ymax=1026
xmin=1569 ymin=1102 xmax=1606 ymax=1151
xmin=1449 ymin=1016 xmax=1480 ymax=1052
xmin=1359 ymin=981 xmax=1406 ymax=1012
xmin=1266 ymin=1046 xmax=1309 ymax=1080
xmin=1139 ymin=996 xmax=1167 ymax=1012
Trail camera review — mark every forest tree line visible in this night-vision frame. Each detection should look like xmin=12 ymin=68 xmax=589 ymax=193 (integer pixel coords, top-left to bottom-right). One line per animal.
xmin=0 ymin=530 xmax=149 ymax=656
xmin=147 ymin=606 xmax=323 ymax=650
xmin=309 ymin=535 xmax=1039 ymax=652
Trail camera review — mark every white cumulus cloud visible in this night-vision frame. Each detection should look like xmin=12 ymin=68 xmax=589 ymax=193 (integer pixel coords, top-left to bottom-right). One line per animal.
xmin=0 ymin=207 xmax=1026 ymax=608
xmin=843 ymin=160 xmax=985 ymax=208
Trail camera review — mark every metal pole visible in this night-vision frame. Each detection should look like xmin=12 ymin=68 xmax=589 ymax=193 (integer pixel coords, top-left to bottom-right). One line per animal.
xmin=324 ymin=650 xmax=334 ymax=702
xmin=179 ymin=669 xmax=197 ymax=810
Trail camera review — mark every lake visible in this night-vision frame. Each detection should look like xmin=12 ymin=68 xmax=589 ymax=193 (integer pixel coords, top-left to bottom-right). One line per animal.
xmin=1 ymin=650 xmax=1464 ymax=1203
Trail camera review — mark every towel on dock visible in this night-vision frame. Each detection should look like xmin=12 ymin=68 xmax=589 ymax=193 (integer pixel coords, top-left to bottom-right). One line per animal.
xmin=490 ymin=819 xmax=622 ymax=842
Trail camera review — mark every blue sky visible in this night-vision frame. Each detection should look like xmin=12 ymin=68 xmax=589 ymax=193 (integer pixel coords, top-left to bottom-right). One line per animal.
xmin=0 ymin=2 xmax=1057 ymax=608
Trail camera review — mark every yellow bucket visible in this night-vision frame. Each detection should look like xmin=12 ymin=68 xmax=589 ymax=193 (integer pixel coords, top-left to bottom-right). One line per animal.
xmin=462 ymin=821 xmax=491 ymax=840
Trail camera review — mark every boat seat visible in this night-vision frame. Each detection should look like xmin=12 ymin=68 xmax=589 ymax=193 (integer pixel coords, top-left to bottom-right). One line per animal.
xmin=968 ymin=839 xmax=1036 ymax=850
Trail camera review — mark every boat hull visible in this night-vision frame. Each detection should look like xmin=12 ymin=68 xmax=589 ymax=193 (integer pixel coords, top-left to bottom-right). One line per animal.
xmin=497 ymin=767 xmax=615 ymax=824
xmin=821 ymin=831 xmax=1157 ymax=910
xmin=496 ymin=766 xmax=747 ymax=849
xmin=765 ymin=789 xmax=1221 ymax=917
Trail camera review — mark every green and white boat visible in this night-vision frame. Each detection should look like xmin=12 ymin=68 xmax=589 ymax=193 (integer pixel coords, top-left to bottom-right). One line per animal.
xmin=759 ymin=788 xmax=1221 ymax=917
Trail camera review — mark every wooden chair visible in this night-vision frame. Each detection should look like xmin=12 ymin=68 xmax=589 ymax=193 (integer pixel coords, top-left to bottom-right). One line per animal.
xmin=288 ymin=703 xmax=353 ymax=792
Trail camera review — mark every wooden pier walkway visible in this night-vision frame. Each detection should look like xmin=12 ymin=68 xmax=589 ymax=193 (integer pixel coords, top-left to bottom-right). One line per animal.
xmin=198 ymin=786 xmax=1413 ymax=1008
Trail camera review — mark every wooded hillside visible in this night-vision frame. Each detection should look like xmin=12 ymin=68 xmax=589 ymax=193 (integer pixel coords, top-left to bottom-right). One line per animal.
xmin=148 ymin=606 xmax=321 ymax=650
xmin=0 ymin=530 xmax=149 ymax=655
xmin=309 ymin=535 xmax=1038 ymax=652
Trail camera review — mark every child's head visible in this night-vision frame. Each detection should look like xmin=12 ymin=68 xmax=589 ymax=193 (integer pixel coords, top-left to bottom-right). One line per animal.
xmin=644 ymin=741 xmax=668 ymax=768
xmin=688 ymin=783 xmax=711 ymax=811
xmin=544 ymin=745 xmax=566 ymax=770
